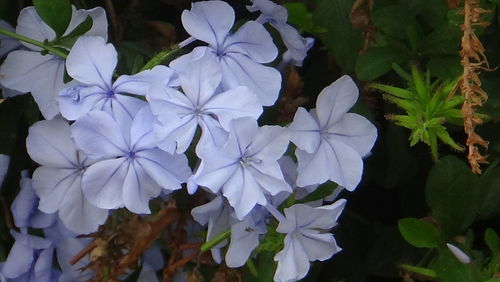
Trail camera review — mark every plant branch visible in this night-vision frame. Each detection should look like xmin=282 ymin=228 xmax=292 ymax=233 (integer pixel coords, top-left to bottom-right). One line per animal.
xmin=0 ymin=27 xmax=68 ymax=59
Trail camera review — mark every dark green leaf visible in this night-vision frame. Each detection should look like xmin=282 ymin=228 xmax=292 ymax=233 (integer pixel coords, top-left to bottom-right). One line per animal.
xmin=417 ymin=25 xmax=461 ymax=55
xmin=485 ymin=228 xmax=500 ymax=255
xmin=398 ymin=217 xmax=440 ymax=248
xmin=372 ymin=5 xmax=416 ymax=40
xmin=425 ymin=155 xmax=479 ymax=238
xmin=431 ymin=249 xmax=478 ymax=282
xmin=313 ymin=0 xmax=362 ymax=72
xmin=355 ymin=46 xmax=409 ymax=81
xmin=400 ymin=264 xmax=437 ymax=278
xmin=427 ymin=55 xmax=462 ymax=81
xmin=33 ymin=0 xmax=72 ymax=38
xmin=295 ymin=181 xmax=338 ymax=204
xmin=62 ymin=15 xmax=93 ymax=39
xmin=284 ymin=3 xmax=325 ymax=33
xmin=478 ymin=165 xmax=500 ymax=219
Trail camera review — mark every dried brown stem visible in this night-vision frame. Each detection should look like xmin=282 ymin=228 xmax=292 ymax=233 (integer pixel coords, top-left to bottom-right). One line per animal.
xmin=459 ymin=0 xmax=491 ymax=174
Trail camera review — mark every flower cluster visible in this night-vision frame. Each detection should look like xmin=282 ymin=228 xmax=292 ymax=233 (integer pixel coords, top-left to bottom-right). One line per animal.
xmin=0 ymin=1 xmax=377 ymax=281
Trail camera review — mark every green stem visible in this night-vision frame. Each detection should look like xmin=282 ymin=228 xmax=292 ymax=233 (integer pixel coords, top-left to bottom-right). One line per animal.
xmin=200 ymin=229 xmax=231 ymax=253
xmin=0 ymin=26 xmax=68 ymax=59
xmin=140 ymin=46 xmax=183 ymax=71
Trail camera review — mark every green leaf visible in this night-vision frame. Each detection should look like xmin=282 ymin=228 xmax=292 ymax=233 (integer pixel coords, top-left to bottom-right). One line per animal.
xmin=284 ymin=3 xmax=326 ymax=33
xmin=432 ymin=249 xmax=478 ymax=282
xmin=400 ymin=264 xmax=437 ymax=278
xmin=371 ymin=5 xmax=416 ymax=40
xmin=425 ymin=155 xmax=480 ymax=238
xmin=417 ymin=25 xmax=461 ymax=55
xmin=427 ymin=55 xmax=462 ymax=81
xmin=313 ymin=0 xmax=362 ymax=72
xmin=485 ymin=228 xmax=500 ymax=255
xmin=355 ymin=46 xmax=409 ymax=81
xmin=478 ymin=165 xmax=500 ymax=219
xmin=33 ymin=0 xmax=72 ymax=38
xmin=61 ymin=15 xmax=93 ymax=41
xmin=398 ymin=217 xmax=440 ymax=248
xmin=295 ymin=181 xmax=338 ymax=204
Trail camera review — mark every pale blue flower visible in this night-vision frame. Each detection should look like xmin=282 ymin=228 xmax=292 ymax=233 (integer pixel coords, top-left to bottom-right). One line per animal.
xmin=56 ymin=237 xmax=94 ymax=282
xmin=171 ymin=0 xmax=281 ymax=106
xmin=192 ymin=117 xmax=291 ymax=218
xmin=0 ymin=20 xmax=21 ymax=57
xmin=148 ymin=53 xmax=262 ymax=157
xmin=0 ymin=6 xmax=108 ymax=119
xmin=10 ymin=170 xmax=57 ymax=230
xmin=1 ymin=230 xmax=59 ymax=282
xmin=59 ymin=36 xmax=177 ymax=124
xmin=26 ymin=118 xmax=108 ymax=234
xmin=288 ymin=75 xmax=377 ymax=190
xmin=247 ymin=0 xmax=314 ymax=67
xmin=191 ymin=196 xmax=231 ymax=263
xmin=273 ymin=200 xmax=346 ymax=282
xmin=72 ymin=106 xmax=191 ymax=214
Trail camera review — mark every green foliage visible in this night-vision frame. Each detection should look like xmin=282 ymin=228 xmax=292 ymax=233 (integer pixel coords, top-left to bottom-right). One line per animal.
xmin=425 ymin=155 xmax=479 ymax=238
xmin=398 ymin=218 xmax=440 ymax=248
xmin=370 ymin=65 xmax=463 ymax=160
xmin=477 ymin=163 xmax=500 ymax=219
xmin=283 ymin=3 xmax=326 ymax=33
xmin=33 ymin=0 xmax=72 ymax=38
xmin=355 ymin=47 xmax=408 ymax=81
xmin=313 ymin=0 xmax=362 ymax=72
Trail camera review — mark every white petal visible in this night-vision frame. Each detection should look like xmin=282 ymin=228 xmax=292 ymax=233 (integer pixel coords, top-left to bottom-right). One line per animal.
xmin=181 ymin=0 xmax=234 ymax=47
xmin=66 ymin=36 xmax=116 ymax=88
xmin=288 ymin=107 xmax=321 ymax=154
xmin=136 ymin=149 xmax=190 ymax=191
xmin=316 ymin=75 xmax=359 ymax=128
xmin=71 ymin=111 xmax=128 ymax=159
xmin=113 ymin=65 xmax=176 ymax=95
xmin=66 ymin=6 xmax=108 ymax=40
xmin=32 ymin=167 xmax=79 ymax=213
xmin=249 ymin=125 xmax=289 ymax=160
xmin=446 ymin=243 xmax=471 ymax=264
xmin=203 ymin=86 xmax=262 ymax=130
xmin=16 ymin=7 xmax=55 ymax=50
xmin=82 ymin=158 xmax=128 ymax=209
xmin=273 ymin=234 xmax=310 ymax=282
xmin=225 ymin=219 xmax=262 ymax=267
xmin=220 ymin=53 xmax=282 ymax=106
xmin=327 ymin=113 xmax=377 ymax=157
xmin=27 ymin=119 xmax=78 ymax=167
xmin=122 ymin=161 xmax=161 ymax=214
xmin=224 ymin=21 xmax=277 ymax=63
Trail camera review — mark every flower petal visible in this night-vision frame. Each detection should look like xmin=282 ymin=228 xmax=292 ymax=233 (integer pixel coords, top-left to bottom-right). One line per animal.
xmin=226 ymin=219 xmax=262 ymax=267
xmin=288 ymin=107 xmax=321 ymax=154
xmin=27 ymin=119 xmax=78 ymax=168
xmin=203 ymin=86 xmax=262 ymax=130
xmin=66 ymin=36 xmax=116 ymax=89
xmin=273 ymin=234 xmax=310 ymax=282
xmin=249 ymin=125 xmax=289 ymax=160
xmin=65 ymin=6 xmax=108 ymax=40
xmin=122 ymin=160 xmax=161 ymax=214
xmin=16 ymin=7 xmax=56 ymax=50
xmin=297 ymin=230 xmax=341 ymax=261
xmin=181 ymin=0 xmax=234 ymax=47
xmin=0 ymin=51 xmax=64 ymax=119
xmin=328 ymin=113 xmax=377 ymax=157
xmin=296 ymin=139 xmax=363 ymax=191
xmin=71 ymin=111 xmax=128 ymax=159
xmin=316 ymin=75 xmax=359 ymax=128
xmin=136 ymin=149 xmax=190 ymax=191
xmin=223 ymin=166 xmax=267 ymax=219
xmin=58 ymin=176 xmax=108 ymax=234
xmin=220 ymin=53 xmax=281 ymax=106
xmin=224 ymin=21 xmax=278 ymax=63
xmin=114 ymin=65 xmax=177 ymax=95
xmin=82 ymin=158 xmax=128 ymax=209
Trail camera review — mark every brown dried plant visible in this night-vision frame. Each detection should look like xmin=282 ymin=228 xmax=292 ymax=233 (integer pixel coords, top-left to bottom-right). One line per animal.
xmin=458 ymin=0 xmax=492 ymax=174
xmin=349 ymin=0 xmax=375 ymax=54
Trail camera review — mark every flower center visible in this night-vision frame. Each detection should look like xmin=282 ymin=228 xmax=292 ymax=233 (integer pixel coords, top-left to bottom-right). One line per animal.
xmin=106 ymin=90 xmax=115 ymax=98
xmin=127 ymin=151 xmax=136 ymax=159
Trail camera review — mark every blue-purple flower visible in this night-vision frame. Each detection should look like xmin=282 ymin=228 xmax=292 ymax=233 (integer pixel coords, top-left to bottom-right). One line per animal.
xmin=274 ymin=200 xmax=346 ymax=281
xmin=26 ymin=118 xmax=108 ymax=234
xmin=0 ymin=6 xmax=108 ymax=119
xmin=171 ymin=0 xmax=281 ymax=106
xmin=71 ymin=106 xmax=191 ymax=214
xmin=288 ymin=75 xmax=377 ymax=190
xmin=59 ymin=36 xmax=178 ymax=124
xmin=192 ymin=117 xmax=291 ymax=218
xmin=148 ymin=53 xmax=262 ymax=156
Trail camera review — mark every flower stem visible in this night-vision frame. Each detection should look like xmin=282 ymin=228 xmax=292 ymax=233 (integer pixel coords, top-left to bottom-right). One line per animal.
xmin=140 ymin=46 xmax=183 ymax=72
xmin=200 ymin=229 xmax=231 ymax=252
xmin=0 ymin=26 xmax=68 ymax=59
